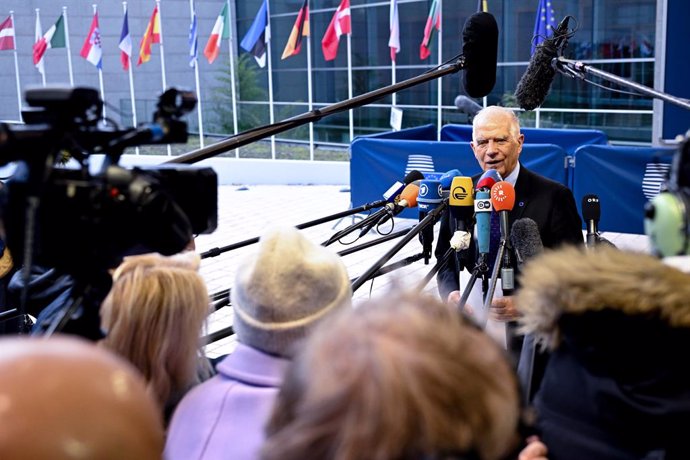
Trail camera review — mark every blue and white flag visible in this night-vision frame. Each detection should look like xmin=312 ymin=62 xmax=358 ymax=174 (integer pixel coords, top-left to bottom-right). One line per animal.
xmin=189 ymin=11 xmax=198 ymax=67
xmin=240 ymin=0 xmax=269 ymax=68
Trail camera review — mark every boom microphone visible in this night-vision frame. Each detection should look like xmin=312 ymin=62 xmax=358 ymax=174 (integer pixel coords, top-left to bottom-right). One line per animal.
xmin=454 ymin=95 xmax=482 ymax=117
xmin=514 ymin=16 xmax=572 ymax=110
xmin=462 ymin=12 xmax=499 ymax=99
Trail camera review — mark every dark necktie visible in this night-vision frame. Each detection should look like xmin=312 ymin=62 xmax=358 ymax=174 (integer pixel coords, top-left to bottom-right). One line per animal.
xmin=487 ymin=209 xmax=501 ymax=274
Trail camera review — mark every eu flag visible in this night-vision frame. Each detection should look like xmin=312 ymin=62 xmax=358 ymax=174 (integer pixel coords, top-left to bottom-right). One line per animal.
xmin=531 ymin=0 xmax=556 ymax=56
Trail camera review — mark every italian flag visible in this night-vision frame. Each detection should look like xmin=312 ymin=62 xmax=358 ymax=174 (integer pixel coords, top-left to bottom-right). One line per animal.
xmin=204 ymin=4 xmax=229 ymax=64
xmin=33 ymin=14 xmax=66 ymax=65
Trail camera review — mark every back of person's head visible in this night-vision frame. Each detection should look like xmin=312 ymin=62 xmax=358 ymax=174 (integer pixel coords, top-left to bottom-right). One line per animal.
xmin=232 ymin=226 xmax=352 ymax=358
xmin=100 ymin=251 xmax=209 ymax=410
xmin=0 ymin=336 xmax=164 ymax=459
xmin=261 ymin=290 xmax=520 ymax=460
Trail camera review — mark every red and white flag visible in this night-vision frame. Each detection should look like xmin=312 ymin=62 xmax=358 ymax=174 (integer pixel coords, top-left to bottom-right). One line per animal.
xmin=321 ymin=0 xmax=350 ymax=61
xmin=80 ymin=12 xmax=102 ymax=68
xmin=389 ymin=0 xmax=400 ymax=62
xmin=0 ymin=16 xmax=15 ymax=51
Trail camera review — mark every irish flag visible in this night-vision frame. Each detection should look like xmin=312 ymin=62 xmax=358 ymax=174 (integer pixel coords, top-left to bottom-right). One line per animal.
xmin=204 ymin=3 xmax=229 ymax=64
xmin=33 ymin=14 xmax=66 ymax=65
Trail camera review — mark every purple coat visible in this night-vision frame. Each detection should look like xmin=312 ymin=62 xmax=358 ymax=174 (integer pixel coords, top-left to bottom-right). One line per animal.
xmin=164 ymin=343 xmax=289 ymax=460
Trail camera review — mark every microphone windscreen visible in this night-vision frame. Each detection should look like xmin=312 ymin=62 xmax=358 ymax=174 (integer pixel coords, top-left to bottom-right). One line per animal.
xmin=475 ymin=189 xmax=491 ymax=254
xmin=476 ymin=169 xmax=503 ymax=190
xmin=454 ymin=95 xmax=482 ymax=116
xmin=449 ymin=177 xmax=474 ymax=208
xmin=400 ymin=183 xmax=420 ymax=208
xmin=462 ymin=12 xmax=498 ymax=99
xmin=514 ymin=16 xmax=570 ymax=110
xmin=404 ymin=170 xmax=425 ymax=184
xmin=511 ymin=218 xmax=544 ymax=262
xmin=440 ymin=169 xmax=463 ymax=190
xmin=582 ymin=194 xmax=601 ymax=221
xmin=418 ymin=180 xmax=443 ymax=212
xmin=490 ymin=181 xmax=516 ymax=212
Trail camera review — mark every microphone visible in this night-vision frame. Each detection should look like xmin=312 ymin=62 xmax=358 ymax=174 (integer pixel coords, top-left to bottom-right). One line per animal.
xmin=491 ymin=181 xmax=516 ymax=292
xmin=476 ymin=169 xmax=503 ymax=191
xmin=358 ymin=171 xmax=424 ymax=237
xmin=514 ymin=16 xmax=572 ymax=110
xmin=474 ymin=189 xmax=492 ymax=256
xmin=454 ymin=95 xmax=482 ymax=118
xmin=449 ymin=177 xmax=474 ymax=233
xmin=418 ymin=180 xmax=443 ymax=263
xmin=461 ymin=12 xmax=498 ymax=99
xmin=440 ymin=169 xmax=462 ymax=198
xmin=582 ymin=194 xmax=601 ymax=247
xmin=359 ymin=183 xmax=420 ymax=237
xmin=510 ymin=218 xmax=544 ymax=270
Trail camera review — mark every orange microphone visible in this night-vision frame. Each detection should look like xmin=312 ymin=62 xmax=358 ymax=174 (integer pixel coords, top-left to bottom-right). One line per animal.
xmin=490 ymin=181 xmax=516 ymax=292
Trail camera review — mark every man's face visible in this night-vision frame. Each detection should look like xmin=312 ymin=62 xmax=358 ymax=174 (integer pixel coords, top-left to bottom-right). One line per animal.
xmin=470 ymin=113 xmax=524 ymax=178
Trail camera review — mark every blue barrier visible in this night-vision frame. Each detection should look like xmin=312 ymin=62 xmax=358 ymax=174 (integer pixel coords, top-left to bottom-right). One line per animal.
xmin=360 ymin=124 xmax=438 ymax=141
xmin=440 ymin=124 xmax=608 ymax=155
xmin=572 ymin=145 xmax=676 ymax=234
xmin=350 ymin=138 xmax=568 ymax=219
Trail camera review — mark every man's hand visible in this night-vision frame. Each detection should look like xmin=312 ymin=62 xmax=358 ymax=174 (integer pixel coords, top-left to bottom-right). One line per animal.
xmin=518 ymin=436 xmax=548 ymax=460
xmin=446 ymin=290 xmax=475 ymax=316
xmin=490 ymin=296 xmax=521 ymax=322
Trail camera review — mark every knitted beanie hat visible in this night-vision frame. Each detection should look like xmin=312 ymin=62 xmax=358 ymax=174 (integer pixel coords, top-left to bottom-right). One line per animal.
xmin=232 ymin=227 xmax=352 ymax=357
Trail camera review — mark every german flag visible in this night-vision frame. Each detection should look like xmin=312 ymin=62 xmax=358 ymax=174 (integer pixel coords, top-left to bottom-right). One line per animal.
xmin=281 ymin=0 xmax=309 ymax=59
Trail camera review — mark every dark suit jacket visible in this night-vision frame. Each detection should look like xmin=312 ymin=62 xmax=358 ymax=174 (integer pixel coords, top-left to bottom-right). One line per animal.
xmin=435 ymin=164 xmax=584 ymax=301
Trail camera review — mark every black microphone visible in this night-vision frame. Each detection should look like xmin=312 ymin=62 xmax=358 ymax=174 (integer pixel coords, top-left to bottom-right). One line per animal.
xmin=582 ymin=194 xmax=600 ymax=247
xmin=454 ymin=95 xmax=482 ymax=118
xmin=462 ymin=12 xmax=498 ymax=99
xmin=510 ymin=218 xmax=544 ymax=270
xmin=514 ymin=16 xmax=572 ymax=110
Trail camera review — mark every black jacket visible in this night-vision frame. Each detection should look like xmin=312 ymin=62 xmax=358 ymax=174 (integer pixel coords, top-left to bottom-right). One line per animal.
xmin=434 ymin=165 xmax=583 ymax=301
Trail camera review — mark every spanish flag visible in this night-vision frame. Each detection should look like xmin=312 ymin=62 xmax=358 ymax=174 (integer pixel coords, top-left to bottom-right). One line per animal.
xmin=137 ymin=5 xmax=160 ymax=66
xmin=281 ymin=0 xmax=309 ymax=59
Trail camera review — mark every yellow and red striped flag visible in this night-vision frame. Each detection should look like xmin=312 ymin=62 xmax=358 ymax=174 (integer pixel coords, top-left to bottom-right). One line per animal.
xmin=137 ymin=5 xmax=160 ymax=66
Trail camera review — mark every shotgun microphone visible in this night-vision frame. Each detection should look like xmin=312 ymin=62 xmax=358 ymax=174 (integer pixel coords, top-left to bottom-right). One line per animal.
xmin=462 ymin=12 xmax=499 ymax=99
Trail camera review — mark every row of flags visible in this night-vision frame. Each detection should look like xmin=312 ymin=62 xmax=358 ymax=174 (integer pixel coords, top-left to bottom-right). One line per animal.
xmin=0 ymin=0 xmax=461 ymax=73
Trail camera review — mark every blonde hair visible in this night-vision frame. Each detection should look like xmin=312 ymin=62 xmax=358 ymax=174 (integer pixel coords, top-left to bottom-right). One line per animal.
xmin=262 ymin=291 xmax=520 ymax=460
xmin=100 ymin=252 xmax=210 ymax=412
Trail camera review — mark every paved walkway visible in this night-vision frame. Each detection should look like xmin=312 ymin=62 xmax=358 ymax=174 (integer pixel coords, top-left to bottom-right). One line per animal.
xmin=198 ymin=185 xmax=651 ymax=358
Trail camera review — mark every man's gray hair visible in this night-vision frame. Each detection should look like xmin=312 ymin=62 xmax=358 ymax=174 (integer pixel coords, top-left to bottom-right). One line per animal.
xmin=472 ymin=106 xmax=521 ymax=140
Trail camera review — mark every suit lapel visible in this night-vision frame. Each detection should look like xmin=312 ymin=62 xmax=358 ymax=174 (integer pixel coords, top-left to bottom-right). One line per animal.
xmin=511 ymin=164 xmax=530 ymax=221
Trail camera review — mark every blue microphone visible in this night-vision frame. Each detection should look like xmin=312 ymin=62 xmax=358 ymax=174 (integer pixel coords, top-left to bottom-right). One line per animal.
xmin=440 ymin=169 xmax=462 ymax=197
xmin=418 ymin=179 xmax=442 ymax=263
xmin=474 ymin=189 xmax=492 ymax=255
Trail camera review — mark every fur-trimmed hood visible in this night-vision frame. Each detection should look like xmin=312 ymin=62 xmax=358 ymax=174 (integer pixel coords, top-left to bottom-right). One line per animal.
xmin=517 ymin=246 xmax=690 ymax=349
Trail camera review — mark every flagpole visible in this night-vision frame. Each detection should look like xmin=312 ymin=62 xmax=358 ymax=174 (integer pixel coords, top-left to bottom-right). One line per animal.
xmin=306 ymin=4 xmax=314 ymax=161
xmin=61 ymin=7 xmax=74 ymax=86
xmin=346 ymin=32 xmax=353 ymax=142
xmin=188 ymin=0 xmax=204 ymax=148
xmin=266 ymin=0 xmax=276 ymax=159
xmin=156 ymin=0 xmax=172 ymax=156
xmin=9 ymin=11 xmax=22 ymax=122
xmin=436 ymin=0 xmax=442 ymax=140
xmin=35 ymin=9 xmax=46 ymax=87
xmin=227 ymin=0 xmax=239 ymax=148
xmin=122 ymin=2 xmax=139 ymax=154
xmin=91 ymin=4 xmax=106 ymax=119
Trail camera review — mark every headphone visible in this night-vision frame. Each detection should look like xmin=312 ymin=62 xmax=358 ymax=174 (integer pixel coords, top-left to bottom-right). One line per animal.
xmin=644 ymin=135 xmax=690 ymax=257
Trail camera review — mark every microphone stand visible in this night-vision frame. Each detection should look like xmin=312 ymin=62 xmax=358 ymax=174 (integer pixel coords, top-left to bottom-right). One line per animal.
xmin=480 ymin=238 xmax=508 ymax=329
xmin=351 ymin=202 xmax=447 ymax=292
xmin=553 ymin=57 xmax=690 ymax=111
xmin=200 ymin=199 xmax=388 ymax=259
xmin=458 ymin=253 xmax=489 ymax=311
xmin=165 ymin=57 xmax=468 ymax=165
xmin=416 ymin=247 xmax=454 ymax=292
xmin=207 ymin=228 xmax=412 ymax=310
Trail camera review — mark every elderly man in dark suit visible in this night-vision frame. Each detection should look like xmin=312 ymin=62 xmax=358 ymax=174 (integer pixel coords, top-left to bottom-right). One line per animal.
xmin=435 ymin=106 xmax=583 ymax=352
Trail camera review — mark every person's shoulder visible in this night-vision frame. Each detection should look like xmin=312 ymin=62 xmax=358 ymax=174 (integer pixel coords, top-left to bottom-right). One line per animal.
xmin=522 ymin=166 xmax=570 ymax=192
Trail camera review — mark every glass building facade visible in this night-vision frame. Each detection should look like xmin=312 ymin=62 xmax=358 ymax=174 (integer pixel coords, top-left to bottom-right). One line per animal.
xmin=224 ymin=0 xmax=656 ymax=148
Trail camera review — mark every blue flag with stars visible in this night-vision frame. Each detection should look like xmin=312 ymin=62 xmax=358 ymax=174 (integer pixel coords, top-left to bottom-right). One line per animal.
xmin=531 ymin=0 xmax=556 ymax=56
